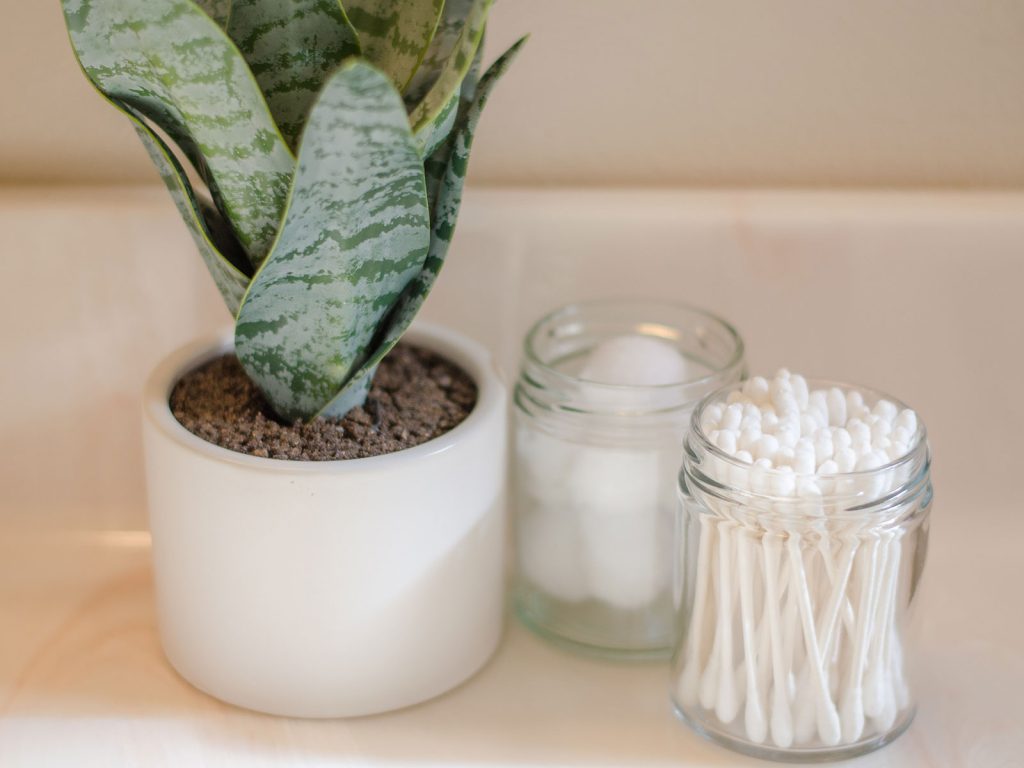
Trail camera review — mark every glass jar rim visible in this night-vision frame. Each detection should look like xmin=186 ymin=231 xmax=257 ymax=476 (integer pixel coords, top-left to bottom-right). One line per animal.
xmin=523 ymin=297 xmax=746 ymax=394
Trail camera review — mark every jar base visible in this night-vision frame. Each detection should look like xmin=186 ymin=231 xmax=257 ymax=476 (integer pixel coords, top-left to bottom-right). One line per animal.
xmin=671 ymin=701 xmax=916 ymax=763
xmin=515 ymin=591 xmax=672 ymax=661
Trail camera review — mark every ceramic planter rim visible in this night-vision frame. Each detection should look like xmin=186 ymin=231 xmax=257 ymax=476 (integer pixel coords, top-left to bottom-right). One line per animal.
xmin=143 ymin=322 xmax=502 ymax=475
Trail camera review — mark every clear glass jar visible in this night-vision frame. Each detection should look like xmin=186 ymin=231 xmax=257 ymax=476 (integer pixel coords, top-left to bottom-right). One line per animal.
xmin=513 ymin=299 xmax=745 ymax=659
xmin=672 ymin=380 xmax=932 ymax=761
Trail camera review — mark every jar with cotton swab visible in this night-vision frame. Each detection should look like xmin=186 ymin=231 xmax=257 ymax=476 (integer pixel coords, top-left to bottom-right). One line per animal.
xmin=513 ymin=300 xmax=745 ymax=658
xmin=672 ymin=371 xmax=932 ymax=760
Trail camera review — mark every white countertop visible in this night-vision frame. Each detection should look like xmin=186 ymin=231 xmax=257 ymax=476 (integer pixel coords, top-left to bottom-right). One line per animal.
xmin=3 ymin=187 xmax=1024 ymax=765
xmin=1 ymin=513 xmax=1021 ymax=767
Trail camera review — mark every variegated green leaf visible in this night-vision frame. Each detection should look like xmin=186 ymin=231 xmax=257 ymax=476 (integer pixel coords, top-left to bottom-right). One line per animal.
xmin=423 ymin=27 xmax=485 ymax=202
xmin=194 ymin=0 xmax=231 ymax=26
xmin=413 ymin=87 xmax=459 ymax=157
xmin=404 ymin=0 xmax=482 ymax=105
xmin=226 ymin=0 xmax=361 ymax=150
xmin=343 ymin=0 xmax=443 ymax=92
xmin=407 ymin=0 xmax=490 ymax=135
xmin=116 ymin=100 xmax=251 ymax=314
xmin=61 ymin=0 xmax=294 ymax=266
xmin=235 ymin=61 xmax=430 ymax=422
xmin=459 ymin=27 xmax=486 ymax=112
xmin=319 ymin=36 xmax=526 ymax=418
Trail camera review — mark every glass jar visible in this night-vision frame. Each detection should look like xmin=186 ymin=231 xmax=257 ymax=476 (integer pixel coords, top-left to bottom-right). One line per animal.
xmin=513 ymin=299 xmax=745 ymax=659
xmin=672 ymin=380 xmax=932 ymax=761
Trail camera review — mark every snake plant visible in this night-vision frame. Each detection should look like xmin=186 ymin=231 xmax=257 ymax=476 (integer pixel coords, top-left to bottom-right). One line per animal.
xmin=61 ymin=0 xmax=525 ymax=422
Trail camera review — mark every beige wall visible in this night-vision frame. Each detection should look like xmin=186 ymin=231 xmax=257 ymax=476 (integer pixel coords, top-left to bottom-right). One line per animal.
xmin=4 ymin=0 xmax=1024 ymax=187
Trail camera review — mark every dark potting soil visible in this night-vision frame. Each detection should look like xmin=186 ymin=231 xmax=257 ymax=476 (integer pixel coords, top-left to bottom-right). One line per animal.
xmin=170 ymin=343 xmax=477 ymax=460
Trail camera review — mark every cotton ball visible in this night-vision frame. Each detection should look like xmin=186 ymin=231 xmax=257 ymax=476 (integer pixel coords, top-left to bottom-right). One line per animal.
xmin=517 ymin=503 xmax=589 ymax=603
xmin=516 ymin=427 xmax=574 ymax=502
xmin=761 ymin=411 xmax=780 ymax=434
xmin=516 ymin=429 xmax=589 ymax=602
xmin=581 ymin=334 xmax=690 ymax=386
xmin=833 ymin=427 xmax=852 ymax=451
xmin=570 ymin=446 xmax=663 ymax=609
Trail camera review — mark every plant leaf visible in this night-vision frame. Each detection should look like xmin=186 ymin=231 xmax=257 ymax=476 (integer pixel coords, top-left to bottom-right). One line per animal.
xmin=194 ymin=0 xmax=231 ymax=26
xmin=235 ymin=61 xmax=430 ymax=423
xmin=405 ymin=0 xmax=489 ymax=135
xmin=343 ymin=0 xmax=444 ymax=92
xmin=318 ymin=36 xmax=526 ymax=419
xmin=226 ymin=0 xmax=361 ymax=150
xmin=61 ymin=0 xmax=294 ymax=266
xmin=116 ymin=100 xmax=251 ymax=314
xmin=407 ymin=0 xmax=490 ymax=135
xmin=412 ymin=87 xmax=459 ymax=157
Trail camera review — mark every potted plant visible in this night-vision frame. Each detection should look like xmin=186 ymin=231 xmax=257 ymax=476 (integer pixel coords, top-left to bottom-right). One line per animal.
xmin=62 ymin=0 xmax=525 ymax=717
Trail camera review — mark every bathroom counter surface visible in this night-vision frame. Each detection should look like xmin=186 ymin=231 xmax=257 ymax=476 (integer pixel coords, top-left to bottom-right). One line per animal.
xmin=0 ymin=513 xmax=1019 ymax=767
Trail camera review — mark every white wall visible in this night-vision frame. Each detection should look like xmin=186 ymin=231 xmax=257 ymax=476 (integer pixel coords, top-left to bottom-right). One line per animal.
xmin=2 ymin=187 xmax=1021 ymax=530
xmin=4 ymin=0 xmax=1024 ymax=187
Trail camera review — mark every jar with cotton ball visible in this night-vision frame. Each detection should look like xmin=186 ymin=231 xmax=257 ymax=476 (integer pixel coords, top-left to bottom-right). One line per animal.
xmin=513 ymin=300 xmax=745 ymax=658
xmin=673 ymin=371 xmax=932 ymax=760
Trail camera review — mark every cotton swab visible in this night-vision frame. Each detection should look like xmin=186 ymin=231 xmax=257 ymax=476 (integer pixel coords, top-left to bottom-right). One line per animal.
xmin=674 ymin=371 xmax=927 ymax=757
xmin=762 ymin=533 xmax=794 ymax=747
xmin=840 ymin=537 xmax=881 ymax=743
xmin=677 ymin=515 xmax=715 ymax=708
xmin=787 ymin=533 xmax=842 ymax=746
xmin=737 ymin=531 xmax=767 ymax=743
xmin=714 ymin=523 xmax=739 ymax=723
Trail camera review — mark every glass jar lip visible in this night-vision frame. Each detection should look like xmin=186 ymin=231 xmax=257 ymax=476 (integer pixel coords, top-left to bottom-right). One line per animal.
xmin=522 ymin=297 xmax=746 ymax=393
xmin=688 ymin=377 xmax=929 ymax=480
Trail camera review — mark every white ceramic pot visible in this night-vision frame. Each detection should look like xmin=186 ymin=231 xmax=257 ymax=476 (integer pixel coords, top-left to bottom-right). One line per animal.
xmin=142 ymin=324 xmax=507 ymax=718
